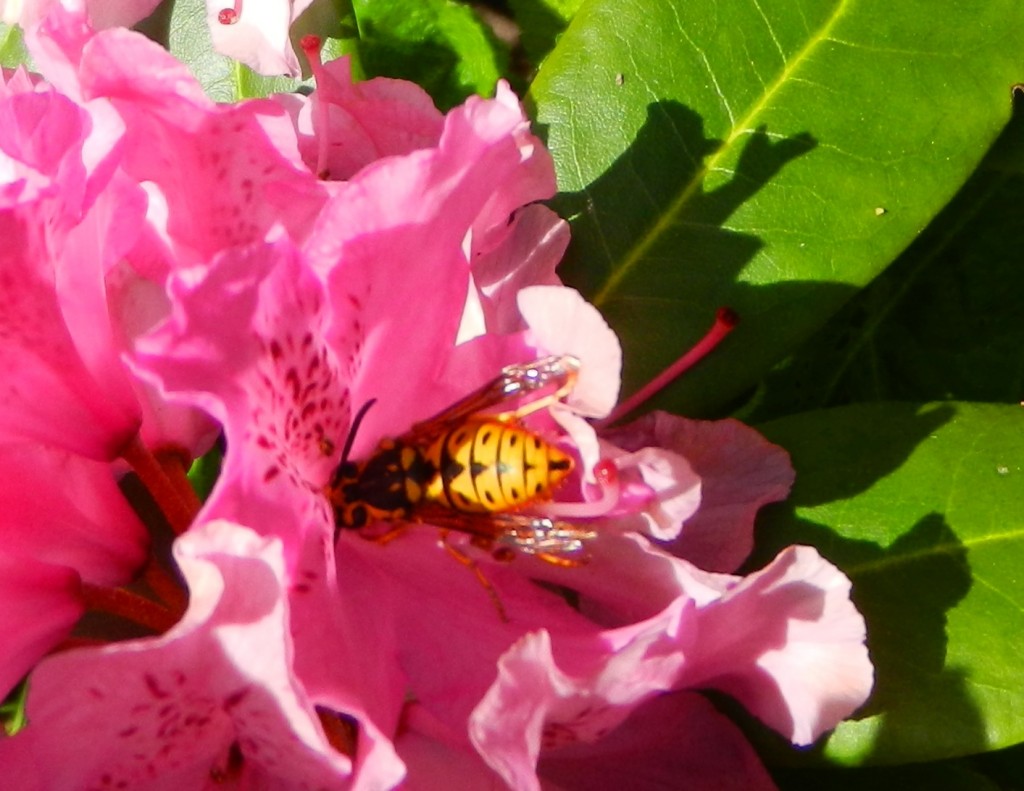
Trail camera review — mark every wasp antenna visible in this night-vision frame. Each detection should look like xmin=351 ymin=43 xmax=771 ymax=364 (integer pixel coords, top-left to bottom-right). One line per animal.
xmin=340 ymin=398 xmax=378 ymax=465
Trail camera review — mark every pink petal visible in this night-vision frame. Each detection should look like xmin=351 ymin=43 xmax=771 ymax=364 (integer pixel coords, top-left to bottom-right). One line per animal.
xmin=678 ymin=545 xmax=873 ymax=745
xmin=308 ymin=86 xmax=557 ymax=455
xmin=397 ymin=705 xmax=506 ymax=790
xmin=107 ymin=259 xmax=220 ymax=455
xmin=470 ymin=204 xmax=567 ymax=336
xmin=85 ymin=0 xmax=162 ymax=28
xmin=0 ymin=443 xmax=147 ymax=584
xmin=279 ymin=55 xmax=444 ymax=180
xmin=518 ymin=285 xmax=622 ymax=418
xmin=604 ymin=411 xmax=794 ymax=572
xmin=539 ymin=691 xmax=777 ymax=791
xmin=78 ymin=26 xmax=327 ymax=262
xmin=0 ymin=520 xmax=356 ymax=788
xmin=0 ymin=90 xmax=85 ymax=208
xmin=336 ymin=528 xmax=602 ymax=738
xmin=6 ymin=0 xmax=160 ymax=29
xmin=0 ymin=554 xmax=82 ymax=700
xmin=134 ymin=237 xmax=348 ymax=550
xmin=0 ymin=211 xmax=141 ymax=459
xmin=605 ymin=444 xmax=702 ymax=540
xmin=469 ymin=623 xmax=687 ymax=790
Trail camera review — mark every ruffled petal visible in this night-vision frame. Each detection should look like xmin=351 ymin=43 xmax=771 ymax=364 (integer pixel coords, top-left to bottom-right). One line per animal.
xmin=604 ymin=412 xmax=794 ymax=572
xmin=678 ymin=545 xmax=873 ymax=745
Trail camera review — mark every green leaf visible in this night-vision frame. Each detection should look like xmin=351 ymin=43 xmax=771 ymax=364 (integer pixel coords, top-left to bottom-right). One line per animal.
xmin=353 ymin=0 xmax=506 ymax=109
xmin=530 ymin=0 xmax=1024 ymax=417
xmin=772 ymin=758 xmax=1002 ymax=791
xmin=1 ymin=680 xmax=28 ymax=736
xmin=747 ymin=101 xmax=1024 ymax=422
xmin=751 ymin=402 xmax=1024 ymax=765
xmin=188 ymin=442 xmax=223 ymax=502
xmin=508 ymin=0 xmax=582 ymax=67
xmin=0 ymin=22 xmax=31 ymax=70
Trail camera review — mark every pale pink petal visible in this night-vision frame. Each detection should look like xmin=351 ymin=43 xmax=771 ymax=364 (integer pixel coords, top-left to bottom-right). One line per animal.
xmin=604 ymin=412 xmax=795 ymax=572
xmin=538 ymin=692 xmax=777 ymax=791
xmin=518 ymin=285 xmax=621 ymax=418
xmin=0 ymin=520 xmax=357 ymax=788
xmin=0 ymin=554 xmax=82 ymax=700
xmin=468 ymin=204 xmax=566 ymax=340
xmin=85 ymin=0 xmax=161 ymax=28
xmin=550 ymin=407 xmax=602 ymax=481
xmin=4 ymin=0 xmax=160 ymax=29
xmin=607 ymin=444 xmax=701 ymax=540
xmin=0 ymin=443 xmax=147 ymax=584
xmin=206 ymin=0 xmax=316 ymax=77
xmin=678 ymin=545 xmax=873 ymax=745
xmin=469 ymin=623 xmax=686 ymax=790
xmin=279 ymin=55 xmax=444 ymax=180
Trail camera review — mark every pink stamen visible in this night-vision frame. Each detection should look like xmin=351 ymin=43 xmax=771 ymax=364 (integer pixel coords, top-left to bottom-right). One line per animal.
xmin=300 ymin=35 xmax=332 ymax=180
xmin=217 ymin=2 xmax=242 ymax=25
xmin=543 ymin=459 xmax=620 ymax=518
xmin=598 ymin=307 xmax=738 ymax=427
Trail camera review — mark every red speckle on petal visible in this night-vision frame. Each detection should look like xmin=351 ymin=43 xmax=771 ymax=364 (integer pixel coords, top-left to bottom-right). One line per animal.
xmin=144 ymin=673 xmax=171 ymax=699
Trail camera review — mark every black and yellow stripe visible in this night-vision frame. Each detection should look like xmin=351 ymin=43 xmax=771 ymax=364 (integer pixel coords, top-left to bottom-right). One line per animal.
xmin=422 ymin=419 xmax=572 ymax=513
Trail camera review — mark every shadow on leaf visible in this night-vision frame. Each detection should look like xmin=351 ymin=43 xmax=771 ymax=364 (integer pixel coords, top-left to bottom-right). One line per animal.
xmin=537 ymin=99 xmax=858 ymax=417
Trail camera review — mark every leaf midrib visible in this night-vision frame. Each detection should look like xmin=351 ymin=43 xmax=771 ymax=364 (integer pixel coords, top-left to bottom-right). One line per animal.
xmin=845 ymin=526 xmax=1024 ymax=579
xmin=592 ymin=0 xmax=853 ymax=307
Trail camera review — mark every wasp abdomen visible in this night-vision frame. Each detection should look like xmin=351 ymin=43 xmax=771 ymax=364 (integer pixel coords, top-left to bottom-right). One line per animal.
xmin=424 ymin=419 xmax=573 ymax=513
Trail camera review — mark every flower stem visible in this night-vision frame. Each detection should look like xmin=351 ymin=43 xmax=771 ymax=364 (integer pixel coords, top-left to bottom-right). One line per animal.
xmin=121 ymin=435 xmax=196 ymax=535
xmin=81 ymin=584 xmax=180 ymax=635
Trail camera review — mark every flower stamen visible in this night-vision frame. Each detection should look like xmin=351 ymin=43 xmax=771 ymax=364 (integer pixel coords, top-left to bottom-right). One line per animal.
xmin=542 ymin=459 xmax=620 ymax=518
xmin=120 ymin=436 xmax=197 ymax=535
xmin=217 ymin=2 xmax=242 ymax=25
xmin=80 ymin=583 xmax=180 ymax=635
xmin=300 ymin=35 xmax=332 ymax=179
xmin=598 ymin=307 xmax=739 ymax=427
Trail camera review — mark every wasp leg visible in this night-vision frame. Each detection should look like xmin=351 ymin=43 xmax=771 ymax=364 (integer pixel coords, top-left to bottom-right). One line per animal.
xmin=438 ymin=529 xmax=509 ymax=622
xmin=360 ymin=522 xmax=411 ymax=546
xmin=410 ymin=504 xmax=595 ymax=566
xmin=403 ymin=355 xmax=580 ymax=443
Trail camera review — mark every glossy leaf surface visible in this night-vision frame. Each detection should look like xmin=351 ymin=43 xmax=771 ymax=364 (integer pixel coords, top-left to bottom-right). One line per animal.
xmin=752 ymin=402 xmax=1024 ymax=764
xmin=531 ymin=0 xmax=1024 ymax=417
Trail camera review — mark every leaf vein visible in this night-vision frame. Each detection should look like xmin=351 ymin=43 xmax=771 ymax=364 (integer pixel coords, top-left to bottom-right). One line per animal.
xmin=594 ymin=0 xmax=855 ymax=305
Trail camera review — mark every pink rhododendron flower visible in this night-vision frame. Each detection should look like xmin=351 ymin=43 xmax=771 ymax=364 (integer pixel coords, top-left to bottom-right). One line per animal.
xmin=0 ymin=442 xmax=148 ymax=697
xmin=0 ymin=519 xmax=394 ymax=789
xmin=2 ymin=0 xmax=159 ymax=30
xmin=279 ymin=42 xmax=445 ymax=180
xmin=208 ymin=0 xmax=317 ymax=77
xmin=0 ymin=6 xmax=873 ymax=789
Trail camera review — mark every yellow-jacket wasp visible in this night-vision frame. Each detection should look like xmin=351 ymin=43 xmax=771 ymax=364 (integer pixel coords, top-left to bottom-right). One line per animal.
xmin=328 ymin=355 xmax=597 ymax=566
